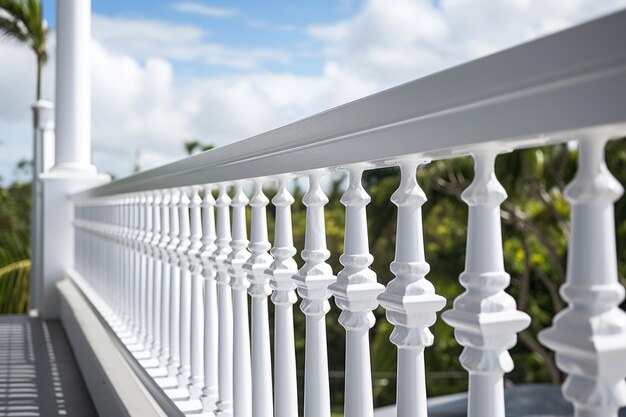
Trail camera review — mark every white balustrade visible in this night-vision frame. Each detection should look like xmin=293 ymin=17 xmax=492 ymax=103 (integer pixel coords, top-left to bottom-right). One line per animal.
xmin=150 ymin=191 xmax=163 ymax=360
xmin=167 ymin=189 xmax=182 ymax=379
xmin=539 ymin=136 xmax=626 ymax=417
xmin=267 ymin=177 xmax=299 ymax=417
xmin=245 ymin=179 xmax=274 ymax=417
xmin=144 ymin=192 xmax=155 ymax=354
xmin=214 ymin=184 xmax=234 ymax=417
xmin=378 ymin=160 xmax=446 ymax=417
xmin=294 ymin=171 xmax=336 ymax=417
xmin=228 ymin=182 xmax=252 ymax=417
xmin=158 ymin=190 xmax=172 ymax=370
xmin=177 ymin=188 xmax=193 ymax=388
xmin=442 ymin=151 xmax=531 ymax=417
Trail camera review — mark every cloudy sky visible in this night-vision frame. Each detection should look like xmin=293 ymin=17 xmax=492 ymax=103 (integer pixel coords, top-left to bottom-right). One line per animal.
xmin=1 ymin=0 xmax=625 ymax=183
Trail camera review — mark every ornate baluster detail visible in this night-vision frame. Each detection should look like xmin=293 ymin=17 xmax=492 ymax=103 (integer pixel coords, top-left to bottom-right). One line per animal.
xmin=539 ymin=136 xmax=626 ymax=417
xmin=158 ymin=190 xmax=172 ymax=370
xmin=200 ymin=185 xmax=219 ymax=412
xmin=213 ymin=184 xmax=233 ymax=416
xmin=228 ymin=182 xmax=252 ymax=417
xmin=294 ymin=171 xmax=336 ymax=417
xmin=378 ymin=160 xmax=446 ymax=417
xmin=167 ymin=189 xmax=182 ymax=378
xmin=151 ymin=191 xmax=163 ymax=360
xmin=442 ymin=150 xmax=530 ymax=417
xmin=138 ymin=193 xmax=149 ymax=345
xmin=133 ymin=194 xmax=143 ymax=340
xmin=188 ymin=186 xmax=205 ymax=399
xmin=267 ymin=177 xmax=299 ymax=417
xmin=245 ymin=179 xmax=274 ymax=417
xmin=330 ymin=165 xmax=384 ymax=417
xmin=123 ymin=196 xmax=132 ymax=329
xmin=177 ymin=187 xmax=193 ymax=388
xmin=144 ymin=192 xmax=155 ymax=353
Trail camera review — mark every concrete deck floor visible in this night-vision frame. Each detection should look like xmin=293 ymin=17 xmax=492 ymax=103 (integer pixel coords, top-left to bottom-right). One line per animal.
xmin=0 ymin=315 xmax=97 ymax=417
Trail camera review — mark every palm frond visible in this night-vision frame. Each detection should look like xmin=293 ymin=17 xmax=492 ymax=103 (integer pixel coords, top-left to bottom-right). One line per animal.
xmin=0 ymin=15 xmax=28 ymax=43
xmin=0 ymin=259 xmax=30 ymax=314
xmin=0 ymin=0 xmax=28 ymax=25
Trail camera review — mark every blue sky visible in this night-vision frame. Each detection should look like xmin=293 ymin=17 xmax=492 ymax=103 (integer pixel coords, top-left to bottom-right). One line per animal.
xmin=2 ymin=0 xmax=626 ymax=183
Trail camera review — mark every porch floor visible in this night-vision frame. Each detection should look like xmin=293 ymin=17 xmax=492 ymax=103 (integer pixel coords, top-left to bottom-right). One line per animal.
xmin=0 ymin=315 xmax=97 ymax=417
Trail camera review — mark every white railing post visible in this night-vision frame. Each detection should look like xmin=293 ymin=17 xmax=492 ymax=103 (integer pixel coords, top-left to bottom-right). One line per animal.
xmin=167 ymin=189 xmax=182 ymax=378
xmin=214 ymin=184 xmax=234 ymax=417
xmin=201 ymin=186 xmax=220 ymax=412
xmin=294 ymin=171 xmax=336 ymax=417
xmin=188 ymin=186 xmax=205 ymax=399
xmin=143 ymin=192 xmax=155 ymax=352
xmin=177 ymin=188 xmax=193 ymax=388
xmin=330 ymin=165 xmax=384 ymax=417
xmin=132 ymin=194 xmax=142 ymax=340
xmin=442 ymin=150 xmax=530 ymax=417
xmin=539 ymin=136 xmax=626 ymax=417
xmin=158 ymin=190 xmax=172 ymax=370
xmin=378 ymin=160 xmax=446 ymax=417
xmin=228 ymin=182 xmax=252 ymax=417
xmin=245 ymin=179 xmax=274 ymax=417
xmin=150 ymin=191 xmax=163 ymax=360
xmin=267 ymin=177 xmax=299 ymax=417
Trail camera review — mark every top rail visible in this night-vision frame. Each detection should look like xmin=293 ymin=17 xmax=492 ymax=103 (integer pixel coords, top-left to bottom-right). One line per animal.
xmin=74 ymin=9 xmax=626 ymax=199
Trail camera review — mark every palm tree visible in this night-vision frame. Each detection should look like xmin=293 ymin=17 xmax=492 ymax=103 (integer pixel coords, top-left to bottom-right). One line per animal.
xmin=0 ymin=0 xmax=47 ymax=100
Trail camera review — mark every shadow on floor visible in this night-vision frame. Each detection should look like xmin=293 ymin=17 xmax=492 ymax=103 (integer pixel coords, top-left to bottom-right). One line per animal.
xmin=0 ymin=315 xmax=97 ymax=417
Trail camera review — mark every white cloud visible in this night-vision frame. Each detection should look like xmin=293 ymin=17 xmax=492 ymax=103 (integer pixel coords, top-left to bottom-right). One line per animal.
xmin=172 ymin=2 xmax=239 ymax=18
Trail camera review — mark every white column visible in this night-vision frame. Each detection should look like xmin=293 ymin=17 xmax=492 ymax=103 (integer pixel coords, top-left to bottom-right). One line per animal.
xmin=54 ymin=0 xmax=96 ymax=173
xmin=188 ymin=187 xmax=205 ymax=399
xmin=245 ymin=180 xmax=274 ymax=417
xmin=330 ymin=165 xmax=384 ymax=417
xmin=378 ymin=160 xmax=446 ymax=417
xmin=177 ymin=188 xmax=193 ymax=387
xmin=167 ymin=189 xmax=182 ymax=378
xmin=150 ymin=191 xmax=163 ymax=360
xmin=442 ymin=150 xmax=530 ymax=417
xmin=200 ymin=186 xmax=220 ymax=412
xmin=294 ymin=171 xmax=336 ymax=417
xmin=158 ymin=190 xmax=172 ymax=369
xmin=267 ymin=177 xmax=299 ymax=417
xmin=143 ymin=193 xmax=155 ymax=350
xmin=228 ymin=182 xmax=252 ymax=417
xmin=214 ymin=185 xmax=234 ymax=417
xmin=539 ymin=136 xmax=626 ymax=417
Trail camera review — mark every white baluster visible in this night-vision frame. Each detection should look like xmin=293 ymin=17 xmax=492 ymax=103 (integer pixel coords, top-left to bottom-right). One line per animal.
xmin=294 ymin=171 xmax=336 ymax=417
xmin=214 ymin=184 xmax=234 ymax=417
xmin=151 ymin=191 xmax=163 ymax=360
xmin=201 ymin=185 xmax=220 ymax=413
xmin=167 ymin=189 xmax=182 ymax=378
xmin=138 ymin=193 xmax=148 ymax=345
xmin=245 ymin=179 xmax=274 ymax=417
xmin=158 ymin=190 xmax=172 ymax=370
xmin=330 ymin=165 xmax=384 ymax=417
xmin=132 ymin=194 xmax=142 ymax=339
xmin=188 ymin=186 xmax=205 ymax=399
xmin=267 ymin=177 xmax=299 ymax=417
xmin=228 ymin=182 xmax=252 ymax=417
xmin=442 ymin=150 xmax=530 ymax=417
xmin=144 ymin=192 xmax=155 ymax=353
xmin=178 ymin=187 xmax=193 ymax=388
xmin=123 ymin=196 xmax=132 ymax=329
xmin=539 ymin=136 xmax=626 ymax=417
xmin=378 ymin=160 xmax=446 ymax=417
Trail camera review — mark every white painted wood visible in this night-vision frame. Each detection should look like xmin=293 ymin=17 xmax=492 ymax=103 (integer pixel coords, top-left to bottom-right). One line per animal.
xmin=245 ymin=180 xmax=274 ymax=417
xmin=228 ymin=182 xmax=252 ymax=417
xmin=158 ymin=190 xmax=172 ymax=369
xmin=167 ymin=189 xmax=182 ymax=378
xmin=132 ymin=195 xmax=142 ymax=340
xmin=138 ymin=193 xmax=148 ymax=346
xmin=188 ymin=186 xmax=205 ymax=399
xmin=213 ymin=184 xmax=234 ymax=417
xmin=150 ymin=191 xmax=163 ymax=360
xmin=267 ymin=177 xmax=299 ymax=417
xmin=378 ymin=160 xmax=446 ymax=417
xmin=144 ymin=193 xmax=155 ymax=352
xmin=177 ymin=188 xmax=193 ymax=388
xmin=539 ymin=136 xmax=626 ymax=417
xmin=441 ymin=151 xmax=531 ymax=417
xmin=294 ymin=171 xmax=336 ymax=417
xmin=200 ymin=185 xmax=219 ymax=412
xmin=329 ymin=165 xmax=384 ymax=417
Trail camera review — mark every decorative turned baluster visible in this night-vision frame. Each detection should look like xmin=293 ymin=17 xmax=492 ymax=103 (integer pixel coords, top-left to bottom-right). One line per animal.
xmin=245 ymin=179 xmax=274 ymax=417
xmin=144 ymin=192 xmax=155 ymax=351
xmin=329 ymin=165 xmax=384 ymax=417
xmin=441 ymin=151 xmax=530 ymax=417
xmin=228 ymin=182 xmax=252 ymax=417
xmin=158 ymin=190 xmax=172 ymax=369
xmin=378 ymin=160 xmax=446 ymax=417
xmin=123 ymin=196 xmax=132 ymax=328
xmin=151 ymin=191 xmax=163 ymax=360
xmin=267 ymin=177 xmax=299 ymax=417
xmin=138 ymin=193 xmax=149 ymax=345
xmin=177 ymin=187 xmax=193 ymax=387
xmin=133 ymin=194 xmax=142 ymax=339
xmin=539 ymin=137 xmax=626 ymax=417
xmin=214 ymin=184 xmax=234 ymax=417
xmin=167 ymin=189 xmax=182 ymax=378
xmin=200 ymin=185 xmax=219 ymax=412
xmin=293 ymin=171 xmax=336 ymax=417
xmin=188 ymin=186 xmax=205 ymax=399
